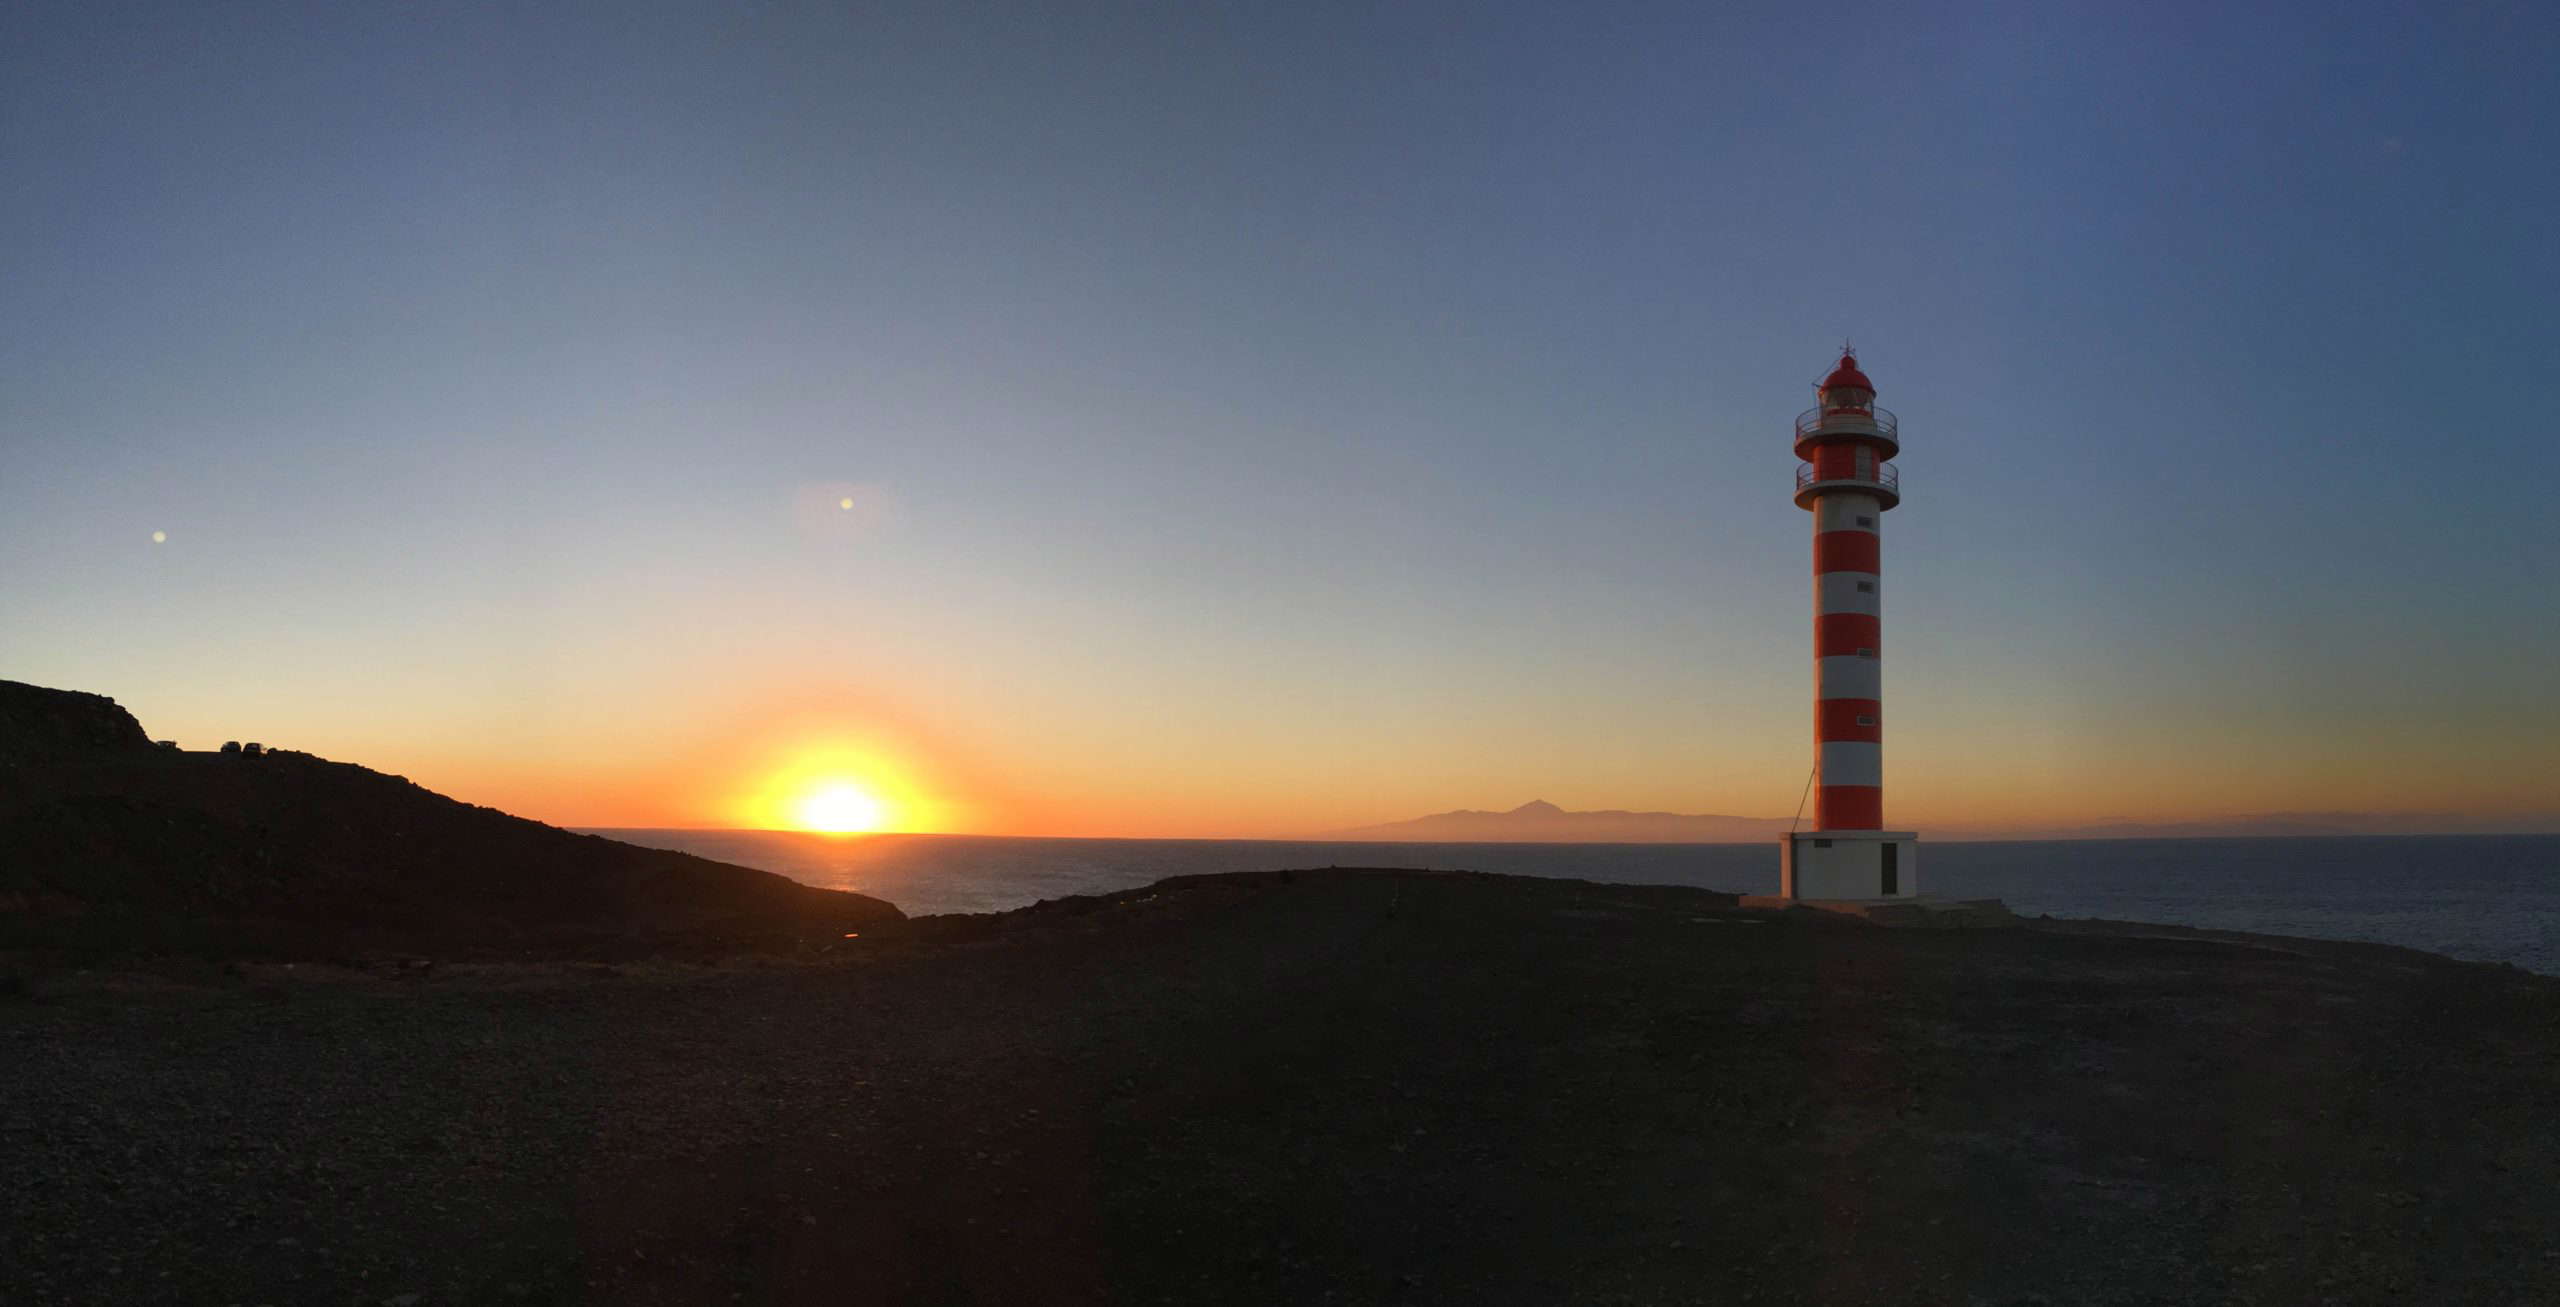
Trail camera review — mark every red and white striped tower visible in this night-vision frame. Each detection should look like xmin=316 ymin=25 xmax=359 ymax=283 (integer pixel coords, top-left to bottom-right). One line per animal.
xmin=1780 ymin=349 xmax=1919 ymax=899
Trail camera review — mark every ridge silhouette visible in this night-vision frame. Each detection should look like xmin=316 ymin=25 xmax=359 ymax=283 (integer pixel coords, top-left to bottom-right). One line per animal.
xmin=0 ymin=680 xmax=900 ymax=957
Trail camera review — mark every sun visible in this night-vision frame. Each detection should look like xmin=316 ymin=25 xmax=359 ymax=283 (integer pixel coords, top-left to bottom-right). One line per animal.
xmin=794 ymin=782 xmax=887 ymax=835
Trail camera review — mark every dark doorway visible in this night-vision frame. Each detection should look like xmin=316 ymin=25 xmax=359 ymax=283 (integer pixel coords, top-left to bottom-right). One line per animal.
xmin=1881 ymin=843 xmax=1899 ymax=895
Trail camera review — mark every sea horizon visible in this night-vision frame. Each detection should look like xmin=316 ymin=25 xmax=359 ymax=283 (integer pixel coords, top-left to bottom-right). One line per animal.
xmin=590 ymin=829 xmax=2560 ymax=976
xmin=590 ymin=827 xmax=2560 ymax=844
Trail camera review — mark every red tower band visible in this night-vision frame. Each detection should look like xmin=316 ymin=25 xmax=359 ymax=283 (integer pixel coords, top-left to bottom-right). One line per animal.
xmin=1794 ymin=351 xmax=1899 ymax=830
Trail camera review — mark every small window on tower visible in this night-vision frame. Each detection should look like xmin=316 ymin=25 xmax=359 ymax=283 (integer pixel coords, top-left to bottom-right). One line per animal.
xmin=1856 ymin=647 xmax=1877 ymax=657
xmin=1856 ymin=715 xmax=1876 ymax=726
xmin=1855 ymin=581 xmax=1875 ymax=593
xmin=1856 ymin=516 xmax=1875 ymax=528
xmin=1813 ymin=839 xmax=1833 ymax=849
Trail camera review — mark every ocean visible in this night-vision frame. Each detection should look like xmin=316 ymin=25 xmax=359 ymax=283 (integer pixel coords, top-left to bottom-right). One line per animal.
xmin=591 ymin=830 xmax=2560 ymax=976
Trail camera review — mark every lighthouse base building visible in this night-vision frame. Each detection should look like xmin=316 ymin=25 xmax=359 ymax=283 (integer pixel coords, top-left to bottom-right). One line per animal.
xmin=1779 ymin=829 xmax=1919 ymax=900
xmin=1774 ymin=350 xmax=1920 ymax=902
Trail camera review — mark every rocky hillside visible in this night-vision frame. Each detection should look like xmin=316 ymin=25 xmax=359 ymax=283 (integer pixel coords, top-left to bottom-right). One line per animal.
xmin=0 ymin=680 xmax=152 ymax=765
xmin=0 ymin=680 xmax=901 ymax=956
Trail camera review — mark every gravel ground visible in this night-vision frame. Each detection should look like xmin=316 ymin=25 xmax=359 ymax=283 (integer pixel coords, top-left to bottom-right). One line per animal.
xmin=6 ymin=868 xmax=2559 ymax=1306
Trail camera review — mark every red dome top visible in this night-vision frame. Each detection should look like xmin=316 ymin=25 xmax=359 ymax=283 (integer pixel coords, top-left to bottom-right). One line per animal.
xmin=1820 ymin=352 xmax=1873 ymax=393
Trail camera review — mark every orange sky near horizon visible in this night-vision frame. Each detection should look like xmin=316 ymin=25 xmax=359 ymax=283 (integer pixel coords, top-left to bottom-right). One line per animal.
xmin=37 ymin=523 xmax=2560 ymax=843
xmin=92 ymin=664 xmax=2554 ymax=841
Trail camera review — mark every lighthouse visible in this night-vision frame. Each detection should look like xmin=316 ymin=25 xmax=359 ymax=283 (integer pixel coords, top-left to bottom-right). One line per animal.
xmin=1779 ymin=350 xmax=1920 ymax=899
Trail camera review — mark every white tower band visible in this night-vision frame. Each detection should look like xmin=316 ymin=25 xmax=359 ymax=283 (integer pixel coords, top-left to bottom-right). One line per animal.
xmin=1780 ymin=351 xmax=1920 ymax=899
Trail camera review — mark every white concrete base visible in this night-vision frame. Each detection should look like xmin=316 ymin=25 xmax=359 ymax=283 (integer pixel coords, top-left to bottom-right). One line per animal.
xmin=1778 ymin=830 xmax=1919 ymax=900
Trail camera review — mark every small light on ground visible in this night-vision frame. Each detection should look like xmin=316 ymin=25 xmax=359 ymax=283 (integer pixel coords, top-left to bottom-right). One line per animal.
xmin=839 ymin=497 xmax=854 ymax=510
xmin=842 ymin=932 xmax=861 ymax=938
xmin=151 ymin=531 xmax=166 ymax=544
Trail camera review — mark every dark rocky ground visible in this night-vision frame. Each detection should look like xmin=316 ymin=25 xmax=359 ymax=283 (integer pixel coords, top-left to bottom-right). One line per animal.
xmin=8 ymin=868 xmax=2559 ymax=1307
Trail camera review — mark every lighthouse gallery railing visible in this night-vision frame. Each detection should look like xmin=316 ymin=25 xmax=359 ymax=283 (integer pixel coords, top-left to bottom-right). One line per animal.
xmin=1796 ymin=463 xmax=1900 ymax=494
xmin=1794 ymin=406 xmax=1899 ymax=442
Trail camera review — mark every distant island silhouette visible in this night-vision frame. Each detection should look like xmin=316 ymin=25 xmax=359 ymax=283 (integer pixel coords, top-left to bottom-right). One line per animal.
xmin=1324 ymin=799 xmax=2546 ymax=844
xmin=1322 ymin=799 xmax=1795 ymax=844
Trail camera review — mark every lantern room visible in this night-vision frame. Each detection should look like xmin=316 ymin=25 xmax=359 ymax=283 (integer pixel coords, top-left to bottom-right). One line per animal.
xmin=1816 ymin=354 xmax=1875 ymax=414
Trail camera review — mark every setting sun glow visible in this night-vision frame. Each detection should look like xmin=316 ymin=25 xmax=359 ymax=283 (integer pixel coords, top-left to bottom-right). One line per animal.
xmin=726 ymin=730 xmax=956 ymax=836
xmin=795 ymin=782 xmax=888 ymax=834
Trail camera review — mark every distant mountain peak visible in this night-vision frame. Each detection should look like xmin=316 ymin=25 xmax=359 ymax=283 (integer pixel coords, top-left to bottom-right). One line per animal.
xmin=1319 ymin=800 xmax=1791 ymax=845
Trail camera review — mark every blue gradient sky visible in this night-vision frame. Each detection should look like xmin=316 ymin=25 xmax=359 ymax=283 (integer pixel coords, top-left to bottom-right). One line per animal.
xmin=5 ymin=0 xmax=2555 ymax=834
